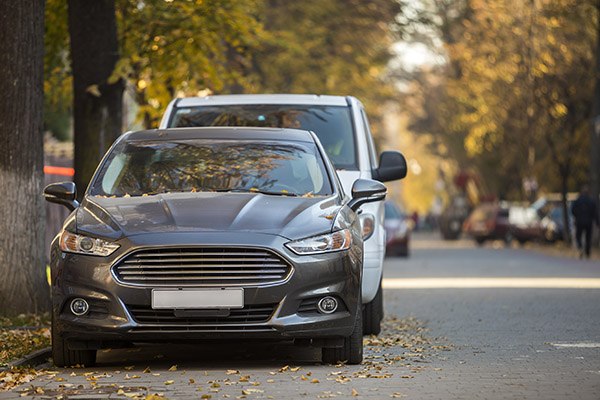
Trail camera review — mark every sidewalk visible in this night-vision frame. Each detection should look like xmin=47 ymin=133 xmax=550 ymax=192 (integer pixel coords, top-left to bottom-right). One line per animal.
xmin=410 ymin=230 xmax=600 ymax=261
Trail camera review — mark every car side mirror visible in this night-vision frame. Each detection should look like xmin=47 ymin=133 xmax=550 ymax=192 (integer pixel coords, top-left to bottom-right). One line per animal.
xmin=372 ymin=151 xmax=407 ymax=182
xmin=347 ymin=179 xmax=387 ymax=211
xmin=44 ymin=182 xmax=79 ymax=211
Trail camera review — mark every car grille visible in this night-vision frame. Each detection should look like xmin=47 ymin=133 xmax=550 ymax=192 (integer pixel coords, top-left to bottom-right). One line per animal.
xmin=113 ymin=247 xmax=292 ymax=286
xmin=127 ymin=303 xmax=277 ymax=325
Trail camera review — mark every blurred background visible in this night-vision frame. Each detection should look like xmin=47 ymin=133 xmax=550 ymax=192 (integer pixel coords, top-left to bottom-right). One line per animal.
xmin=42 ymin=0 xmax=599 ymax=255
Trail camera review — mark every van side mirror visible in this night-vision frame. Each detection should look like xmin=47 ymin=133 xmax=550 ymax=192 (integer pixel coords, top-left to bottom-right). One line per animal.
xmin=347 ymin=179 xmax=387 ymax=211
xmin=44 ymin=182 xmax=79 ymax=211
xmin=373 ymin=151 xmax=407 ymax=182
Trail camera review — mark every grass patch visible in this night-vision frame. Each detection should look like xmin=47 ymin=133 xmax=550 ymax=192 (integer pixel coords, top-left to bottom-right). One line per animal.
xmin=0 ymin=314 xmax=50 ymax=367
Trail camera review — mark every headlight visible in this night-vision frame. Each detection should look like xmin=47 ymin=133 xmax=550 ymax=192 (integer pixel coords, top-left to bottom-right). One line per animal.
xmin=59 ymin=231 xmax=120 ymax=256
xmin=285 ymin=229 xmax=352 ymax=255
xmin=359 ymin=213 xmax=375 ymax=240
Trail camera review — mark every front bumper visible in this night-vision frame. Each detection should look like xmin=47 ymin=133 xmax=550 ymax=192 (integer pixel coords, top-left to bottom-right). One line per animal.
xmin=51 ymin=231 xmax=362 ymax=349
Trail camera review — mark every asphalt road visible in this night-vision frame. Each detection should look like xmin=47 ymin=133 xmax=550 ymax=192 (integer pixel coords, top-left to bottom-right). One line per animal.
xmin=3 ymin=234 xmax=600 ymax=399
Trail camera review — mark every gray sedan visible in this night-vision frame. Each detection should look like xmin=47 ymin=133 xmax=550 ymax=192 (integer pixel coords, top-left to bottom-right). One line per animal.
xmin=44 ymin=127 xmax=393 ymax=367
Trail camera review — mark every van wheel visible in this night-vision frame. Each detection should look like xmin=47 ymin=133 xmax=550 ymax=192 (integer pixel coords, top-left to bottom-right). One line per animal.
xmin=363 ymin=281 xmax=383 ymax=335
xmin=52 ymin=314 xmax=96 ymax=368
xmin=322 ymin=306 xmax=363 ymax=365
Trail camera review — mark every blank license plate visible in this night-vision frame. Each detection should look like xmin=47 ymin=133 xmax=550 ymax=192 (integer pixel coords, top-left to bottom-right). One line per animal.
xmin=152 ymin=288 xmax=244 ymax=309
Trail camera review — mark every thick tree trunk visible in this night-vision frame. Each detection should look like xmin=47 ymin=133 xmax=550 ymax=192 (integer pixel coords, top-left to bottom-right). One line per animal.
xmin=590 ymin=0 xmax=600 ymax=245
xmin=68 ymin=0 xmax=124 ymax=197
xmin=0 ymin=0 xmax=50 ymax=315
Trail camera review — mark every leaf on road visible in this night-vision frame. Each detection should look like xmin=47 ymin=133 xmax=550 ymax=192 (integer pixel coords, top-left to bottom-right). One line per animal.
xmin=168 ymin=365 xmax=178 ymax=371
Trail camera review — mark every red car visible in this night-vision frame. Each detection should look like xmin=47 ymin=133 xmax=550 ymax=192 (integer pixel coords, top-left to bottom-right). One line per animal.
xmin=463 ymin=203 xmax=511 ymax=245
xmin=384 ymin=201 xmax=410 ymax=257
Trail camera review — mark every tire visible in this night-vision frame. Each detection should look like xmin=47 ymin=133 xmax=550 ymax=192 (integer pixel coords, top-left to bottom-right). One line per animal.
xmin=322 ymin=305 xmax=363 ymax=365
xmin=52 ymin=314 xmax=96 ymax=368
xmin=399 ymin=246 xmax=410 ymax=257
xmin=363 ymin=281 xmax=383 ymax=335
xmin=475 ymin=237 xmax=485 ymax=245
xmin=504 ymin=232 xmax=513 ymax=247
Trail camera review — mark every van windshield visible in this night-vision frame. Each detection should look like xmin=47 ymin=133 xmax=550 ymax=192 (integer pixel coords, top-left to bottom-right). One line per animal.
xmin=169 ymin=105 xmax=357 ymax=170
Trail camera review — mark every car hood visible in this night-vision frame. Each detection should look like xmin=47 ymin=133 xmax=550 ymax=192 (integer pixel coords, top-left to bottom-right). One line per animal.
xmin=75 ymin=192 xmax=340 ymax=241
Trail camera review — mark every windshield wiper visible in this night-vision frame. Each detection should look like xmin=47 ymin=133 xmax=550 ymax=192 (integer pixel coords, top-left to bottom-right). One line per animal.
xmin=216 ymin=188 xmax=299 ymax=197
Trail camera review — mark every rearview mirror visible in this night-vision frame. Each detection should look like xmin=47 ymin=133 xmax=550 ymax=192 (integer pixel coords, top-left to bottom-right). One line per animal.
xmin=372 ymin=151 xmax=407 ymax=182
xmin=44 ymin=182 xmax=79 ymax=211
xmin=348 ymin=179 xmax=387 ymax=211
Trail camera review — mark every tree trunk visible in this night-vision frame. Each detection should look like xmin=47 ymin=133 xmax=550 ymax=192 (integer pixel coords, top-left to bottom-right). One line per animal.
xmin=590 ymin=0 xmax=600 ymax=245
xmin=0 ymin=0 xmax=50 ymax=315
xmin=68 ymin=0 xmax=124 ymax=198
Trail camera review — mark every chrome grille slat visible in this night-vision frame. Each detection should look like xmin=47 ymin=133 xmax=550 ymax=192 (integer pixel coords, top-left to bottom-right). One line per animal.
xmin=133 ymin=251 xmax=274 ymax=258
xmin=118 ymin=263 xmax=284 ymax=269
xmin=119 ymin=269 xmax=288 ymax=275
xmin=123 ymin=257 xmax=281 ymax=264
xmin=114 ymin=247 xmax=291 ymax=286
xmin=119 ymin=275 xmax=283 ymax=281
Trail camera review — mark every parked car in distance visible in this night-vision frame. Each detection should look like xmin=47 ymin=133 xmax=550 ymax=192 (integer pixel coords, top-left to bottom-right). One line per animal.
xmin=384 ymin=201 xmax=410 ymax=257
xmin=463 ymin=203 xmax=511 ymax=245
xmin=508 ymin=206 xmax=544 ymax=244
xmin=44 ymin=127 xmax=390 ymax=367
xmin=159 ymin=94 xmax=408 ymax=335
xmin=540 ymin=204 xmax=573 ymax=242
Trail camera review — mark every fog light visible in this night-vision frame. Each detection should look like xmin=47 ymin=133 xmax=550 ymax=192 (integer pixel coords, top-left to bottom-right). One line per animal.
xmin=70 ymin=298 xmax=89 ymax=316
xmin=317 ymin=296 xmax=338 ymax=314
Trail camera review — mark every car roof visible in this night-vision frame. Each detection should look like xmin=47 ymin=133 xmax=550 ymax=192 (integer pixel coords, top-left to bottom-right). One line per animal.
xmin=175 ymin=94 xmax=349 ymax=107
xmin=122 ymin=127 xmax=316 ymax=143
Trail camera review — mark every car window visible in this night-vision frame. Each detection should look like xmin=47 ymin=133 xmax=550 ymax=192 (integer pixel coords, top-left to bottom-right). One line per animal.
xmin=385 ymin=202 xmax=402 ymax=219
xmin=498 ymin=209 xmax=509 ymax=218
xmin=471 ymin=206 xmax=495 ymax=221
xmin=169 ymin=105 xmax=358 ymax=170
xmin=90 ymin=139 xmax=333 ymax=197
xmin=360 ymin=108 xmax=377 ymax=169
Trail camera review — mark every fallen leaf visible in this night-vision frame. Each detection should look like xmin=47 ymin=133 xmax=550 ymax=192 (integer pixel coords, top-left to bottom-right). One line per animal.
xmin=168 ymin=365 xmax=178 ymax=371
xmin=352 ymin=388 xmax=359 ymax=396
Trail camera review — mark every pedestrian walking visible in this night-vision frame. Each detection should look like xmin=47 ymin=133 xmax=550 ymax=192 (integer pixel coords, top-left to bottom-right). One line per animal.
xmin=571 ymin=184 xmax=599 ymax=259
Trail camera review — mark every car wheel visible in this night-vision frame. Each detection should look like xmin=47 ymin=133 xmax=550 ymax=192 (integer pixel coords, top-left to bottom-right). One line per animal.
xmin=475 ymin=237 xmax=485 ymax=245
xmin=363 ymin=280 xmax=383 ymax=335
xmin=52 ymin=313 xmax=96 ymax=368
xmin=322 ymin=304 xmax=363 ymax=365
xmin=399 ymin=245 xmax=410 ymax=257
xmin=504 ymin=232 xmax=513 ymax=246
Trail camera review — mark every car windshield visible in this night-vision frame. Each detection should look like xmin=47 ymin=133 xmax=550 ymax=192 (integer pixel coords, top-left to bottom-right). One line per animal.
xmin=168 ymin=105 xmax=357 ymax=170
xmin=89 ymin=139 xmax=333 ymax=197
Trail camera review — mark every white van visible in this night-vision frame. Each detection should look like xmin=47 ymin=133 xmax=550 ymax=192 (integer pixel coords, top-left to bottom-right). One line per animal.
xmin=160 ymin=94 xmax=407 ymax=334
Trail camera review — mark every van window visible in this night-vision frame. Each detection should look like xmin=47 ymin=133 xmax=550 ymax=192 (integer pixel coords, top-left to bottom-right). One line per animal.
xmin=169 ymin=105 xmax=358 ymax=170
xmin=360 ymin=108 xmax=377 ymax=169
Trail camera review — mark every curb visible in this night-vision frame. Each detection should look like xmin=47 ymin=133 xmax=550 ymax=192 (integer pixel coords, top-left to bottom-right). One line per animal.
xmin=0 ymin=347 xmax=52 ymax=371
